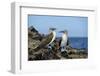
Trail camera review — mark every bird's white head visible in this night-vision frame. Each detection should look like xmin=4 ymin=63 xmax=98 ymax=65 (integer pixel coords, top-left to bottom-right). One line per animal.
xmin=59 ymin=30 xmax=68 ymax=35
xmin=49 ymin=28 xmax=56 ymax=33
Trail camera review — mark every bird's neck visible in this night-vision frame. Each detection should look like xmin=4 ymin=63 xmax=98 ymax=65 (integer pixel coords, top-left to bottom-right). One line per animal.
xmin=62 ymin=33 xmax=67 ymax=41
xmin=52 ymin=31 xmax=56 ymax=41
xmin=52 ymin=31 xmax=56 ymax=36
xmin=48 ymin=31 xmax=56 ymax=45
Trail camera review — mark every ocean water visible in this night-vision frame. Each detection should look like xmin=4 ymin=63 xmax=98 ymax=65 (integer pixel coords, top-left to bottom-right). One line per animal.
xmin=69 ymin=37 xmax=88 ymax=49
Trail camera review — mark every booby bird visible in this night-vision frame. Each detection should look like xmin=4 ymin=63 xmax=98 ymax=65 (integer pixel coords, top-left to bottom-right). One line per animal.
xmin=59 ymin=30 xmax=68 ymax=52
xmin=34 ymin=28 xmax=56 ymax=51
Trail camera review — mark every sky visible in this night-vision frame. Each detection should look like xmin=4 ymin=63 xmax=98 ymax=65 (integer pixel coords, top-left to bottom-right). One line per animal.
xmin=28 ymin=15 xmax=88 ymax=37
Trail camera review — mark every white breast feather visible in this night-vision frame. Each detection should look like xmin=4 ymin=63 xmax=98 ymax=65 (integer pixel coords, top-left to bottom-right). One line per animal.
xmin=61 ymin=34 xmax=68 ymax=47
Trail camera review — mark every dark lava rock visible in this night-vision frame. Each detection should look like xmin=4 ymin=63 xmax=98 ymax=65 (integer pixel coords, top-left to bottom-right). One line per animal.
xmin=28 ymin=26 xmax=88 ymax=60
xmin=61 ymin=51 xmax=68 ymax=58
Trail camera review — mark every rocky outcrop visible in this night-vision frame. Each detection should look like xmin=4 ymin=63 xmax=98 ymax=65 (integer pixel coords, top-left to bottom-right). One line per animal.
xmin=28 ymin=26 xmax=88 ymax=60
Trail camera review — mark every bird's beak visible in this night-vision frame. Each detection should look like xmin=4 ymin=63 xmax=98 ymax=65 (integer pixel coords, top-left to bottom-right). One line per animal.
xmin=49 ymin=28 xmax=56 ymax=31
xmin=53 ymin=28 xmax=56 ymax=30
xmin=59 ymin=31 xmax=64 ymax=33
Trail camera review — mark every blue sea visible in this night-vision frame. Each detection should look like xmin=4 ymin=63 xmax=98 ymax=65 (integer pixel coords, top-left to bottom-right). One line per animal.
xmin=69 ymin=37 xmax=88 ymax=49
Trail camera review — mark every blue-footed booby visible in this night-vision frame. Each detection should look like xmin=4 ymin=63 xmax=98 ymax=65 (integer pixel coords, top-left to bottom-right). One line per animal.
xmin=34 ymin=28 xmax=56 ymax=51
xmin=59 ymin=30 xmax=68 ymax=52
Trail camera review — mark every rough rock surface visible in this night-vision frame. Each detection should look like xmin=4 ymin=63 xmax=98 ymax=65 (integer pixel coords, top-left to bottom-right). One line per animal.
xmin=28 ymin=26 xmax=88 ymax=61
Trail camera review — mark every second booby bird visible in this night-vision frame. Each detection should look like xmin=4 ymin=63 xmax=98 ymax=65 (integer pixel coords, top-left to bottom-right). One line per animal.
xmin=59 ymin=30 xmax=68 ymax=52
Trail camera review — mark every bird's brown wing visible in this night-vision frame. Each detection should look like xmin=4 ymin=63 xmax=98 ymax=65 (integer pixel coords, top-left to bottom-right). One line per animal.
xmin=34 ymin=33 xmax=53 ymax=51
